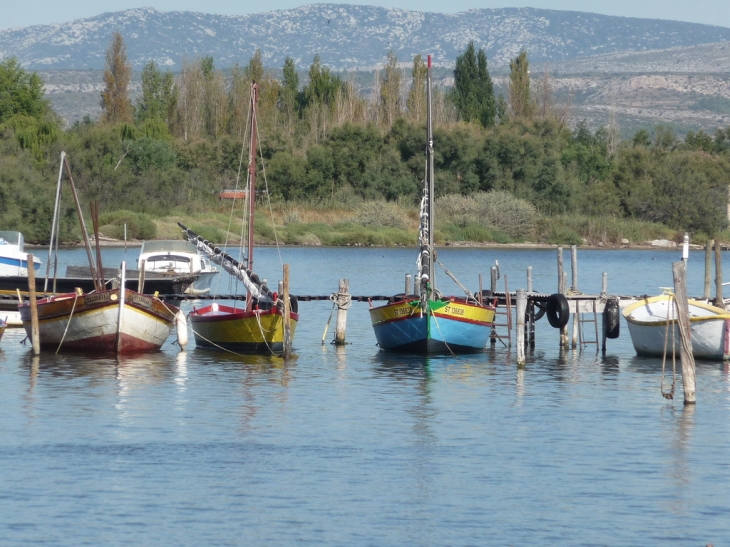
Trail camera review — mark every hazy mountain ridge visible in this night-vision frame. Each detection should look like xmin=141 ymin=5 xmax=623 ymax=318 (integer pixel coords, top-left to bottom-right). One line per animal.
xmin=2 ymin=4 xmax=730 ymax=71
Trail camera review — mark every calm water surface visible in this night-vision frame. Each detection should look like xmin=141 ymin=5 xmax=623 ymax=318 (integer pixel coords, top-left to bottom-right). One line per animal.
xmin=1 ymin=246 xmax=729 ymax=546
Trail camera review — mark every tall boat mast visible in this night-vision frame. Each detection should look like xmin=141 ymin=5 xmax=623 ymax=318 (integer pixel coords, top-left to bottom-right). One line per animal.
xmin=246 ymin=83 xmax=259 ymax=312
xmin=420 ymin=55 xmax=436 ymax=301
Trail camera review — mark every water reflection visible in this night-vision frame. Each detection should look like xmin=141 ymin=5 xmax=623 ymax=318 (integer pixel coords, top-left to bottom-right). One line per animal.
xmin=663 ymin=404 xmax=696 ymax=516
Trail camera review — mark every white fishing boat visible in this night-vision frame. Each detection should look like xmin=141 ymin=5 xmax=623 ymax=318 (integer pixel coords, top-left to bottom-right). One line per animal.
xmin=0 ymin=231 xmax=41 ymax=277
xmin=19 ymin=284 xmax=179 ymax=353
xmin=137 ymin=239 xmax=218 ymax=295
xmin=622 ymin=290 xmax=730 ymax=360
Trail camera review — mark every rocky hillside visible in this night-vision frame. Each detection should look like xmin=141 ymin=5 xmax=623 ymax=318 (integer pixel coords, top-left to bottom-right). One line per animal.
xmin=2 ymin=4 xmax=730 ymax=71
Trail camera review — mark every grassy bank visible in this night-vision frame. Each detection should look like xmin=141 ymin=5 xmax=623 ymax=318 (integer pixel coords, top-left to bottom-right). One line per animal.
xmin=96 ymin=192 xmax=704 ymax=249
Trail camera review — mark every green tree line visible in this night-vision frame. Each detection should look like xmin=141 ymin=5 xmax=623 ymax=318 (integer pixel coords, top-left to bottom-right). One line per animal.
xmin=1 ymin=33 xmax=729 ymax=243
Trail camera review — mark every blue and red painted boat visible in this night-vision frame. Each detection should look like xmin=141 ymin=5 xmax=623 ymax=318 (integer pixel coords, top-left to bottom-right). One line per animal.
xmin=369 ymin=55 xmax=495 ymax=354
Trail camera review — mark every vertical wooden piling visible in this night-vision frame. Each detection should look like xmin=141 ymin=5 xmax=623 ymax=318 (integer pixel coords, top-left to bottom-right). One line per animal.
xmin=672 ymin=261 xmax=696 ymax=405
xmin=491 ymin=266 xmax=497 ymax=294
xmin=527 ymin=266 xmax=532 ymax=293
xmin=570 ymin=245 xmax=578 ymax=292
xmin=334 ymin=278 xmax=349 ymax=346
xmin=405 ymin=274 xmax=412 ymax=296
xmin=283 ymin=264 xmax=292 ymax=359
xmin=516 ymin=289 xmax=527 ymax=366
xmin=478 ymin=274 xmax=483 ymax=306
xmin=602 ymin=272 xmax=608 ymax=296
xmin=27 ymin=254 xmax=40 ymax=355
xmin=561 ymin=272 xmax=569 ymax=348
xmin=704 ymin=240 xmax=713 ymax=300
xmin=557 ymin=247 xmax=564 ymax=293
xmin=138 ymin=259 xmax=146 ymax=294
xmin=715 ymin=239 xmax=723 ymax=307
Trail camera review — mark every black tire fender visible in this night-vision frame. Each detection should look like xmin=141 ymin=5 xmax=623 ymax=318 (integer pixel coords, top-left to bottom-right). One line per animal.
xmin=546 ymin=293 xmax=570 ymax=329
xmin=603 ymin=298 xmax=620 ymax=339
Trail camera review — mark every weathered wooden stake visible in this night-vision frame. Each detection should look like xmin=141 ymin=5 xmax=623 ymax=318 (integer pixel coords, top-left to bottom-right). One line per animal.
xmin=557 ymin=247 xmax=564 ymax=293
xmin=528 ymin=299 xmax=536 ymax=349
xmin=334 ymin=278 xmax=349 ymax=346
xmin=516 ymin=289 xmax=527 ymax=366
xmin=491 ymin=266 xmax=497 ymax=294
xmin=570 ymin=245 xmax=578 ymax=291
xmin=117 ymin=262 xmax=126 ymax=354
xmin=138 ymin=259 xmax=146 ymax=294
xmin=27 ymin=254 xmax=40 ymax=355
xmin=527 ymin=266 xmax=533 ymax=293
xmin=704 ymin=240 xmax=713 ymax=300
xmin=715 ymin=239 xmax=723 ymax=307
xmin=478 ymin=274 xmax=483 ymax=305
xmin=602 ymin=272 xmax=608 ymax=296
xmin=405 ymin=274 xmax=412 ymax=296
xmin=283 ymin=264 xmax=292 ymax=359
xmin=672 ymin=261 xmax=696 ymax=405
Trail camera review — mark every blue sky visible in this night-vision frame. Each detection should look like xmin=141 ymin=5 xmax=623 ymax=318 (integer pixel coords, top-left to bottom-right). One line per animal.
xmin=2 ymin=0 xmax=728 ymax=30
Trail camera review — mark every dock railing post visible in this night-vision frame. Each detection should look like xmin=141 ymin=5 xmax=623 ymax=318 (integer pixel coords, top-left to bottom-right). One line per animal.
xmin=27 ymin=254 xmax=40 ymax=356
xmin=672 ymin=261 xmax=696 ymax=405
xmin=334 ymin=278 xmax=349 ymax=346
xmin=516 ymin=289 xmax=526 ymax=366
xmin=704 ymin=240 xmax=713 ymax=300
xmin=715 ymin=239 xmax=723 ymax=307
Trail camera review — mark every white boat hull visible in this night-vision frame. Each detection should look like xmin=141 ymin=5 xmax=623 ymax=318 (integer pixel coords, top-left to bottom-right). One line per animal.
xmin=623 ymin=294 xmax=730 ymax=360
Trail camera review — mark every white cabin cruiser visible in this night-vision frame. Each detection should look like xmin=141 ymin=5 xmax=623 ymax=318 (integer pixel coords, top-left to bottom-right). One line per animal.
xmin=0 ymin=231 xmax=41 ymax=277
xmin=138 ymin=239 xmax=218 ymax=295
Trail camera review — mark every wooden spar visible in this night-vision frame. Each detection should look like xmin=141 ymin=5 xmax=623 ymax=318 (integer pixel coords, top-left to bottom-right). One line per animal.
xmin=715 ymin=239 xmax=723 ymax=307
xmin=334 ymin=278 xmax=350 ymax=346
xmin=91 ymin=201 xmax=105 ymax=289
xmin=672 ymin=261 xmax=696 ymax=405
xmin=283 ymin=264 xmax=292 ymax=359
xmin=704 ymin=240 xmax=712 ymax=300
xmin=27 ymin=253 xmax=40 ymax=356
xmin=246 ymin=83 xmax=259 ymax=312
xmin=44 ymin=153 xmax=65 ymax=292
xmin=63 ymin=155 xmax=99 ymax=292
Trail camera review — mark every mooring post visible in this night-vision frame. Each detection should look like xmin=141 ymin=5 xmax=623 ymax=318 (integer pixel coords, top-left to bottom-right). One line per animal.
xmin=138 ymin=259 xmax=146 ymax=294
xmin=414 ymin=272 xmax=420 ymax=296
xmin=405 ymin=274 xmax=412 ymax=296
xmin=491 ymin=266 xmax=497 ymax=294
xmin=528 ymin=299 xmax=536 ymax=349
xmin=27 ymin=254 xmax=40 ymax=356
xmin=283 ymin=264 xmax=292 ymax=359
xmin=561 ymin=272 xmax=569 ymax=348
xmin=672 ymin=261 xmax=696 ymax=405
xmin=516 ymin=289 xmax=527 ymax=366
xmin=715 ymin=239 xmax=723 ymax=307
xmin=527 ymin=266 xmax=532 ymax=293
xmin=570 ymin=245 xmax=578 ymax=292
xmin=704 ymin=240 xmax=713 ymax=301
xmin=602 ymin=272 xmax=608 ymax=296
xmin=478 ymin=274 xmax=484 ymax=305
xmin=334 ymin=278 xmax=349 ymax=346
xmin=557 ymin=247 xmax=564 ymax=293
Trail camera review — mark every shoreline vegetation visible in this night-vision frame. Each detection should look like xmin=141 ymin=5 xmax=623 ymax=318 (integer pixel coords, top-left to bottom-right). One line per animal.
xmin=4 ymin=43 xmax=730 ymax=251
xmin=32 ymin=199 xmax=715 ymax=251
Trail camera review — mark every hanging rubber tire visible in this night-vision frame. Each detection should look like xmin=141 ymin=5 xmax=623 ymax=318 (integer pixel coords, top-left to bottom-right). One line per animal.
xmin=603 ymin=298 xmax=620 ymax=339
xmin=546 ymin=293 xmax=570 ymax=329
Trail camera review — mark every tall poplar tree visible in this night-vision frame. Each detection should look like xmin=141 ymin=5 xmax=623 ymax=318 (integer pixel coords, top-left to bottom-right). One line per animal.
xmin=100 ymin=32 xmax=133 ymax=124
xmin=379 ymin=50 xmax=402 ymax=128
xmin=508 ymin=50 xmax=535 ymax=120
xmin=451 ymin=41 xmax=495 ymax=127
xmin=406 ymin=54 xmax=427 ymax=123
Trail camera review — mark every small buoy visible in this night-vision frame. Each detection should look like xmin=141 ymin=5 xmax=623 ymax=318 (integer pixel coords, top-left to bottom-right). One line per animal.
xmin=175 ymin=311 xmax=188 ymax=350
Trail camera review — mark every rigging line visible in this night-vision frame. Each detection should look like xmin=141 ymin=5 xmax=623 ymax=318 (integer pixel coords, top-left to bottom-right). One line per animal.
xmin=55 ymin=292 xmax=79 ymax=354
xmin=435 ymin=258 xmax=477 ymax=303
xmin=429 ymin=310 xmax=458 ymax=357
xmin=254 ymin=310 xmax=278 ymax=356
xmin=254 ymin=111 xmax=283 ymax=269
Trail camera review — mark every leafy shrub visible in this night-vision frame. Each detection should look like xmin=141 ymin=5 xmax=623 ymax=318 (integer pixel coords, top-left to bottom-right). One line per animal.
xmin=99 ymin=210 xmax=157 ymax=240
xmin=351 ymin=201 xmax=408 ymax=230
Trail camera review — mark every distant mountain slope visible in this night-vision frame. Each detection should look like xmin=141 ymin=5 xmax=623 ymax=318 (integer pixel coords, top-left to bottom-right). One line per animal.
xmin=2 ymin=4 xmax=730 ymax=70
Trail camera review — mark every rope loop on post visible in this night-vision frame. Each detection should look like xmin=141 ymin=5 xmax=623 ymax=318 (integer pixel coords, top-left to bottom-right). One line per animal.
xmin=330 ymin=291 xmax=352 ymax=310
